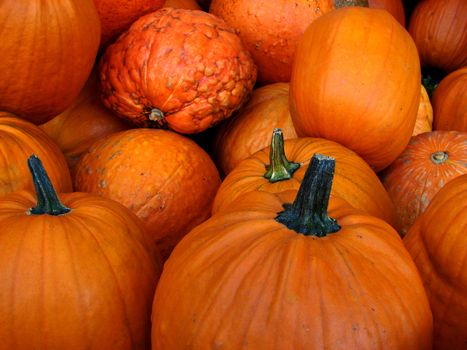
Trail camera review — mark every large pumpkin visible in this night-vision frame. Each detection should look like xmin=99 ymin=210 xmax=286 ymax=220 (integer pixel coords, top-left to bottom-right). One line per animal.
xmin=381 ymin=131 xmax=467 ymax=235
xmin=404 ymin=174 xmax=467 ymax=349
xmin=0 ymin=0 xmax=100 ymax=124
xmin=99 ymin=8 xmax=257 ymax=134
xmin=0 ymin=113 xmax=72 ymax=197
xmin=151 ymin=154 xmax=432 ymax=349
xmin=213 ymin=129 xmax=398 ymax=227
xmin=0 ymin=155 xmax=161 ymax=349
xmin=413 ymin=84 xmax=433 ymax=136
xmin=74 ymin=128 xmax=221 ymax=260
xmin=290 ymin=7 xmax=420 ymax=171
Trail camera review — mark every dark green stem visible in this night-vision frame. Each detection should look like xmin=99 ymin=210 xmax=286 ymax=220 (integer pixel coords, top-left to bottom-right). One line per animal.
xmin=264 ymin=128 xmax=300 ymax=183
xmin=334 ymin=0 xmax=369 ymax=8
xmin=27 ymin=155 xmax=71 ymax=216
xmin=276 ymin=154 xmax=340 ymax=237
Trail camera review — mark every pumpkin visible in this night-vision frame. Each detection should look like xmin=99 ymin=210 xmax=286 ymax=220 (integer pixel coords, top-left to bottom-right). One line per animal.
xmin=74 ymin=128 xmax=221 ymax=260
xmin=99 ymin=8 xmax=257 ymax=134
xmin=213 ymin=129 xmax=398 ymax=227
xmin=151 ymin=153 xmax=432 ymax=349
xmin=368 ymin=0 xmax=405 ymax=25
xmin=40 ymin=69 xmax=129 ymax=174
xmin=381 ymin=131 xmax=467 ymax=235
xmin=408 ymin=0 xmax=467 ymax=72
xmin=413 ymin=85 xmax=433 ymax=136
xmin=290 ymin=7 xmax=420 ymax=171
xmin=0 ymin=155 xmax=161 ymax=349
xmin=164 ymin=0 xmax=202 ymax=10
xmin=209 ymin=0 xmax=334 ymax=84
xmin=0 ymin=113 xmax=72 ymax=197
xmin=404 ymin=174 xmax=467 ymax=349
xmin=213 ymin=83 xmax=297 ymax=176
xmin=93 ymin=0 xmax=165 ymax=47
xmin=0 ymin=0 xmax=100 ymax=124
xmin=432 ymin=67 xmax=467 ymax=132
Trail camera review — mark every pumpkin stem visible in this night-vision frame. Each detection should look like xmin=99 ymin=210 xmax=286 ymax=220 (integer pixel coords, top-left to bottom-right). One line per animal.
xmin=276 ymin=153 xmax=340 ymax=237
xmin=264 ymin=128 xmax=300 ymax=183
xmin=334 ymin=0 xmax=369 ymax=8
xmin=431 ymin=151 xmax=448 ymax=164
xmin=27 ymin=154 xmax=71 ymax=216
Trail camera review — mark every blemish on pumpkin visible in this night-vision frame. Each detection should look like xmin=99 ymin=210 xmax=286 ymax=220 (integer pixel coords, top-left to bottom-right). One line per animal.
xmin=99 ymin=179 xmax=107 ymax=189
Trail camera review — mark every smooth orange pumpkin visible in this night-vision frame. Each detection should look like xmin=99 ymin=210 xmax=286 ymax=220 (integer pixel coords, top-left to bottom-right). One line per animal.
xmin=368 ymin=0 xmax=405 ymax=25
xmin=290 ymin=7 xmax=420 ymax=171
xmin=213 ymin=83 xmax=297 ymax=176
xmin=381 ymin=131 xmax=467 ymax=235
xmin=74 ymin=128 xmax=221 ymax=260
xmin=413 ymin=85 xmax=433 ymax=136
xmin=404 ymin=174 xmax=467 ymax=349
xmin=152 ymin=154 xmax=432 ymax=349
xmin=99 ymin=8 xmax=257 ymax=134
xmin=213 ymin=129 xmax=398 ymax=227
xmin=164 ymin=0 xmax=202 ymax=9
xmin=0 ymin=113 xmax=72 ymax=197
xmin=0 ymin=155 xmax=161 ymax=349
xmin=432 ymin=67 xmax=467 ymax=132
xmin=0 ymin=0 xmax=100 ymax=124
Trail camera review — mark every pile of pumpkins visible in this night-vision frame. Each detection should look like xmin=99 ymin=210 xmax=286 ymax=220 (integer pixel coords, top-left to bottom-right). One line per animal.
xmin=0 ymin=0 xmax=465 ymax=349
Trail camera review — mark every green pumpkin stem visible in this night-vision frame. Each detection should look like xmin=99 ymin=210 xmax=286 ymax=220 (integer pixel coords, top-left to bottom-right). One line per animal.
xmin=264 ymin=128 xmax=300 ymax=183
xmin=276 ymin=153 xmax=340 ymax=237
xmin=27 ymin=154 xmax=70 ymax=216
xmin=334 ymin=0 xmax=369 ymax=8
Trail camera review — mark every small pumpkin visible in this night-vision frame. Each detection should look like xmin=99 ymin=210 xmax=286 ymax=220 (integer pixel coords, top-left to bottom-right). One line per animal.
xmin=413 ymin=84 xmax=433 ymax=136
xmin=404 ymin=174 xmax=467 ymax=350
xmin=381 ymin=131 xmax=467 ymax=235
xmin=0 ymin=155 xmax=161 ymax=349
xmin=152 ymin=154 xmax=432 ymax=349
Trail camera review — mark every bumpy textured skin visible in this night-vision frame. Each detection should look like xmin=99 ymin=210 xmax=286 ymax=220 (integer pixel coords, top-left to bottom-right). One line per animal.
xmin=99 ymin=8 xmax=257 ymax=134
xmin=404 ymin=175 xmax=467 ymax=350
xmin=74 ymin=128 xmax=221 ymax=260
xmin=381 ymin=131 xmax=467 ymax=235
xmin=413 ymin=85 xmax=433 ymax=136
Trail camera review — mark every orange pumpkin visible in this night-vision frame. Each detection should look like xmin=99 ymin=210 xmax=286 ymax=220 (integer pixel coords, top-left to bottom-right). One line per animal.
xmin=432 ymin=67 xmax=467 ymax=132
xmin=381 ymin=131 xmax=467 ymax=235
xmin=0 ymin=113 xmax=72 ymax=197
xmin=152 ymin=154 xmax=432 ymax=349
xmin=0 ymin=155 xmax=161 ymax=349
xmin=413 ymin=85 xmax=433 ymax=136
xmin=213 ymin=83 xmax=297 ymax=176
xmin=0 ymin=0 xmax=100 ymax=124
xmin=164 ymin=0 xmax=201 ymax=9
xmin=99 ymin=8 xmax=257 ymax=134
xmin=213 ymin=129 xmax=398 ymax=227
xmin=404 ymin=174 xmax=467 ymax=349
xmin=290 ymin=7 xmax=420 ymax=171
xmin=74 ymin=128 xmax=221 ymax=260
xmin=368 ymin=0 xmax=405 ymax=25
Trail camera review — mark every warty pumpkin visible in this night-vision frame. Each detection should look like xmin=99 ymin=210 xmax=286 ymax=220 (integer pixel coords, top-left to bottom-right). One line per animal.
xmin=413 ymin=84 xmax=433 ymax=136
xmin=151 ymin=153 xmax=432 ymax=349
xmin=0 ymin=155 xmax=161 ymax=349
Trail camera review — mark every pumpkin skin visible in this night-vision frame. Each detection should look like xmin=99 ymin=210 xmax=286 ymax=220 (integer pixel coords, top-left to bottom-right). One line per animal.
xmin=0 ymin=156 xmax=161 ymax=349
xmin=99 ymin=8 xmax=257 ymax=134
xmin=0 ymin=0 xmax=100 ymax=124
xmin=432 ymin=67 xmax=467 ymax=132
xmin=368 ymin=0 xmax=405 ymax=25
xmin=0 ymin=113 xmax=72 ymax=197
xmin=381 ymin=131 xmax=467 ymax=235
xmin=408 ymin=0 xmax=467 ymax=72
xmin=404 ymin=174 xmax=467 ymax=350
xmin=151 ymin=156 xmax=432 ymax=349
xmin=413 ymin=85 xmax=434 ymax=136
xmin=213 ymin=83 xmax=297 ymax=176
xmin=164 ymin=0 xmax=202 ymax=10
xmin=74 ymin=128 xmax=221 ymax=260
xmin=209 ymin=0 xmax=334 ymax=84
xmin=40 ymin=70 xmax=129 ymax=174
xmin=290 ymin=7 xmax=420 ymax=171
xmin=213 ymin=135 xmax=398 ymax=227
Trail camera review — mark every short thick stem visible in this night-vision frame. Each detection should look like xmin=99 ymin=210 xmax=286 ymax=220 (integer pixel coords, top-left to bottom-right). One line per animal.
xmin=264 ymin=128 xmax=300 ymax=183
xmin=431 ymin=151 xmax=448 ymax=164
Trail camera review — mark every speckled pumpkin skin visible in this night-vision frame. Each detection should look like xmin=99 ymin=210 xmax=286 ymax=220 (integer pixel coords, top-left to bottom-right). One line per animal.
xmin=99 ymin=8 xmax=257 ymax=134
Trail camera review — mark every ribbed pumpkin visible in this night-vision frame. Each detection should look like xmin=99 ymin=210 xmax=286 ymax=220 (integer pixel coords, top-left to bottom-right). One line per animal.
xmin=99 ymin=8 xmax=256 ymax=134
xmin=404 ymin=174 xmax=467 ymax=350
xmin=152 ymin=154 xmax=432 ymax=349
xmin=290 ymin=7 xmax=420 ymax=171
xmin=368 ymin=0 xmax=405 ymax=25
xmin=164 ymin=0 xmax=201 ymax=9
xmin=381 ymin=131 xmax=467 ymax=235
xmin=0 ymin=113 xmax=72 ymax=197
xmin=213 ymin=83 xmax=297 ymax=176
xmin=0 ymin=155 xmax=161 ymax=349
xmin=0 ymin=0 xmax=100 ymax=124
xmin=408 ymin=0 xmax=467 ymax=72
xmin=432 ymin=67 xmax=467 ymax=132
xmin=74 ymin=128 xmax=221 ymax=260
xmin=213 ymin=129 xmax=398 ymax=227
xmin=413 ymin=85 xmax=433 ymax=136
